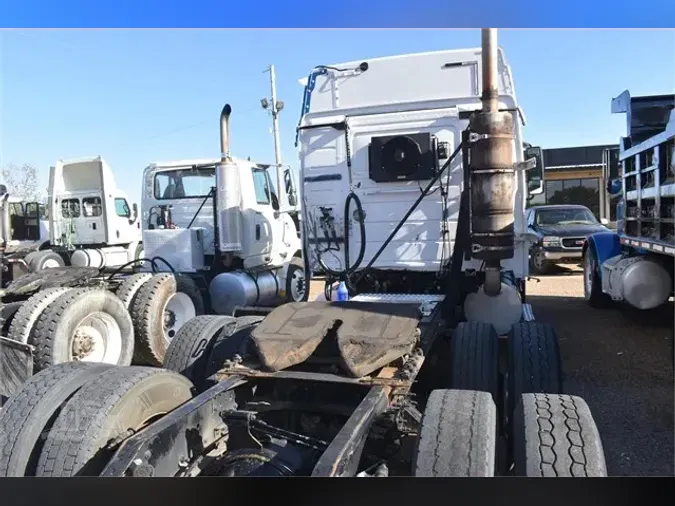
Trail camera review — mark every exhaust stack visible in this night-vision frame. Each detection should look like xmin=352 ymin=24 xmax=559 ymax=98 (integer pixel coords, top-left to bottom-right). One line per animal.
xmin=468 ymin=28 xmax=516 ymax=296
xmin=216 ymin=103 xmax=243 ymax=254
xmin=220 ymin=104 xmax=232 ymax=161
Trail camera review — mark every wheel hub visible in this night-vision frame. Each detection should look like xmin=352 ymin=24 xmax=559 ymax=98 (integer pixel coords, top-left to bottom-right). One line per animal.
xmin=291 ymin=270 xmax=306 ymax=301
xmin=162 ymin=293 xmax=196 ymax=343
xmin=164 ymin=310 xmax=177 ymax=329
xmin=72 ymin=328 xmax=95 ymax=359
xmin=70 ymin=311 xmax=123 ymax=364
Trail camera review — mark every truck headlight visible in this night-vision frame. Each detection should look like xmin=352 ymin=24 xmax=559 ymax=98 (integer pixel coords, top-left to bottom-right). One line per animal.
xmin=542 ymin=236 xmax=561 ymax=247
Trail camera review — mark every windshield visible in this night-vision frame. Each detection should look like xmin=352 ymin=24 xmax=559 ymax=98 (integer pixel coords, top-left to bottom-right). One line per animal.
xmin=154 ymin=166 xmax=216 ymax=200
xmin=536 ymin=207 xmax=597 ymax=226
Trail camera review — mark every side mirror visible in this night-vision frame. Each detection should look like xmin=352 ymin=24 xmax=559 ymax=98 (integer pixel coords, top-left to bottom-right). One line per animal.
xmin=130 ymin=203 xmax=139 ymax=223
xmin=600 ymin=218 xmax=609 ymax=225
xmin=284 ymin=168 xmax=298 ymax=207
xmin=524 ymin=145 xmax=544 ymax=196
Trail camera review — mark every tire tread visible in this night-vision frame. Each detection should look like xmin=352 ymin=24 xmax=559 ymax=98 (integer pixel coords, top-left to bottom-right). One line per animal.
xmin=414 ymin=389 xmax=496 ymax=477
xmin=513 ymin=393 xmax=607 ymax=477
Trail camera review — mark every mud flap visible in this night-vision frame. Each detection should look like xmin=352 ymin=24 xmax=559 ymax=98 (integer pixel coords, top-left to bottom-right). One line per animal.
xmin=0 ymin=336 xmax=34 ymax=403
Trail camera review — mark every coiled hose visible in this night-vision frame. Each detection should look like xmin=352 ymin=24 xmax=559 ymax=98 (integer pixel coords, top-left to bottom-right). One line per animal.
xmin=317 ymin=191 xmax=366 ymax=299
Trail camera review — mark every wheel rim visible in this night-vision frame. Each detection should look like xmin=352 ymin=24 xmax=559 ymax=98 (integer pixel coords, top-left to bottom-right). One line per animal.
xmin=70 ymin=311 xmax=123 ymax=364
xmin=584 ymin=251 xmax=595 ymax=298
xmin=532 ymin=249 xmax=546 ymax=271
xmin=42 ymin=258 xmax=61 ymax=269
xmin=290 ymin=269 xmax=306 ymax=301
xmin=162 ymin=293 xmax=196 ymax=343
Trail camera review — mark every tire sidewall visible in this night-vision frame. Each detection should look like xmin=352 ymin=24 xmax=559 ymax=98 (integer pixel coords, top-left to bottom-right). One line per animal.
xmin=48 ymin=290 xmax=135 ymax=367
xmin=583 ymin=247 xmax=597 ymax=301
xmin=138 ymin=275 xmax=205 ymax=362
xmin=100 ymin=373 xmax=193 ymax=451
xmin=31 ymin=251 xmax=65 ymax=272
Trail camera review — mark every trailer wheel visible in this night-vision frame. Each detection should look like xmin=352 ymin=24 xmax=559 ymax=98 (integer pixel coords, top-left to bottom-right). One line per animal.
xmin=0 ymin=362 xmax=113 ymax=476
xmin=35 ymin=366 xmax=193 ymax=477
xmin=449 ymin=321 xmax=499 ymax=401
xmin=513 ymin=393 xmax=607 ymax=477
xmin=507 ymin=322 xmax=562 ymax=422
xmin=130 ymin=273 xmax=205 ymax=366
xmin=163 ymin=315 xmax=236 ymax=391
xmin=285 ymin=257 xmax=308 ymax=303
xmin=205 ymin=316 xmax=265 ymax=386
xmin=583 ymin=246 xmax=612 ymax=308
xmin=414 ymin=389 xmax=497 ymax=477
xmin=115 ymin=273 xmax=153 ymax=310
xmin=28 ymin=251 xmax=66 ymax=272
xmin=31 ymin=289 xmax=135 ymax=372
xmin=7 ymin=287 xmax=71 ymax=344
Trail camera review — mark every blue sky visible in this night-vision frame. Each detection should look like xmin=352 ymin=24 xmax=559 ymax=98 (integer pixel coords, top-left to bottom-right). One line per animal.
xmin=1 ymin=29 xmax=674 ymax=203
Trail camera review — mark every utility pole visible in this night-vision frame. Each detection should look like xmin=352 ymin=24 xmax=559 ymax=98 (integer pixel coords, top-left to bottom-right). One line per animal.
xmin=261 ymin=65 xmax=285 ymax=211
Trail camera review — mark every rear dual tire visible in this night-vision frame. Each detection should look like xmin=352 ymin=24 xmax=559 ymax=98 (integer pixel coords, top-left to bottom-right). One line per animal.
xmin=114 ymin=273 xmax=205 ymax=366
xmin=0 ymin=363 xmax=194 ymax=477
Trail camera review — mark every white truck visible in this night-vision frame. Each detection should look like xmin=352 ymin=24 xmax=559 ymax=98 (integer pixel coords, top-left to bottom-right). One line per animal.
xmin=21 ymin=156 xmax=144 ymax=273
xmin=0 ymin=104 xmax=307 ymax=405
xmin=0 ymin=30 xmax=606 ymax=478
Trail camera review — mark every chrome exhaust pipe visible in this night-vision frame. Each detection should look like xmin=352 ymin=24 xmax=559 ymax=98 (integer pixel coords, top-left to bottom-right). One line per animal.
xmin=220 ymin=104 xmax=232 ymax=161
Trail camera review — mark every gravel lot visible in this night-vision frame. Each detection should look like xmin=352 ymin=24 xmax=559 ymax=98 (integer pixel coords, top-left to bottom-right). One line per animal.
xmin=310 ymin=267 xmax=675 ymax=477
xmin=527 ymin=265 xmax=674 ymax=477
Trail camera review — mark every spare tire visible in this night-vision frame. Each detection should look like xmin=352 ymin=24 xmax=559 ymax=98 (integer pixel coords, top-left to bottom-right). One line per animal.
xmin=30 ymin=288 xmax=135 ymax=372
xmin=130 ymin=273 xmax=205 ymax=366
xmin=35 ymin=366 xmax=193 ymax=477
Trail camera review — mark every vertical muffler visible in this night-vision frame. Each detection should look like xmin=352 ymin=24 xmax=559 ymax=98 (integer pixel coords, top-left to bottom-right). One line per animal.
xmin=467 ymin=28 xmax=516 ymax=296
xmin=217 ymin=104 xmax=243 ymax=254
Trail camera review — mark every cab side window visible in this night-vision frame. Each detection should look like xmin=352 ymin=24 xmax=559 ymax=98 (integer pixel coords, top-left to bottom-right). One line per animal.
xmin=83 ymin=197 xmax=103 ymax=217
xmin=62 ymin=199 xmax=81 ymax=218
xmin=252 ymin=168 xmax=271 ymax=205
xmin=115 ymin=198 xmax=131 ymax=218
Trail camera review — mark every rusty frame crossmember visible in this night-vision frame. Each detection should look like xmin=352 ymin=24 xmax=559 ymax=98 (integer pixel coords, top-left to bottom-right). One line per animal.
xmin=99 ymin=366 xmax=411 ymax=478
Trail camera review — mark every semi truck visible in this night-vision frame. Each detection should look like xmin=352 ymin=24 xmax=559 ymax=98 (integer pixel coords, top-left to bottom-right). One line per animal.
xmin=0 ymin=196 xmax=49 ymax=288
xmin=583 ymin=90 xmax=674 ymax=312
xmin=0 ymin=105 xmax=307 ymax=404
xmin=0 ymin=157 xmax=145 ymax=288
xmin=0 ymin=29 xmax=607 ymax=478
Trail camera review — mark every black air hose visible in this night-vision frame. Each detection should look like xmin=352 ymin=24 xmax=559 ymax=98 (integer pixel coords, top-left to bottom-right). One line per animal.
xmin=316 ymin=190 xmax=366 ymax=283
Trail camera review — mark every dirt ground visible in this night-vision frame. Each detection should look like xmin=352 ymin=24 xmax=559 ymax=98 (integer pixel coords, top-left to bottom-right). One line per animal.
xmin=309 ymin=266 xmax=675 ymax=477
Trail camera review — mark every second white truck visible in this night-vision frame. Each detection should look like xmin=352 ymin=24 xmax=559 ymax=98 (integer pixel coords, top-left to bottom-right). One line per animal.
xmin=0 ymin=104 xmax=307 ymax=403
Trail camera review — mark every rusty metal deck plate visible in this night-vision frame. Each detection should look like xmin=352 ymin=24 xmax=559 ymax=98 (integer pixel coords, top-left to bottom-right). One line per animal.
xmin=250 ymin=301 xmax=421 ymax=378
